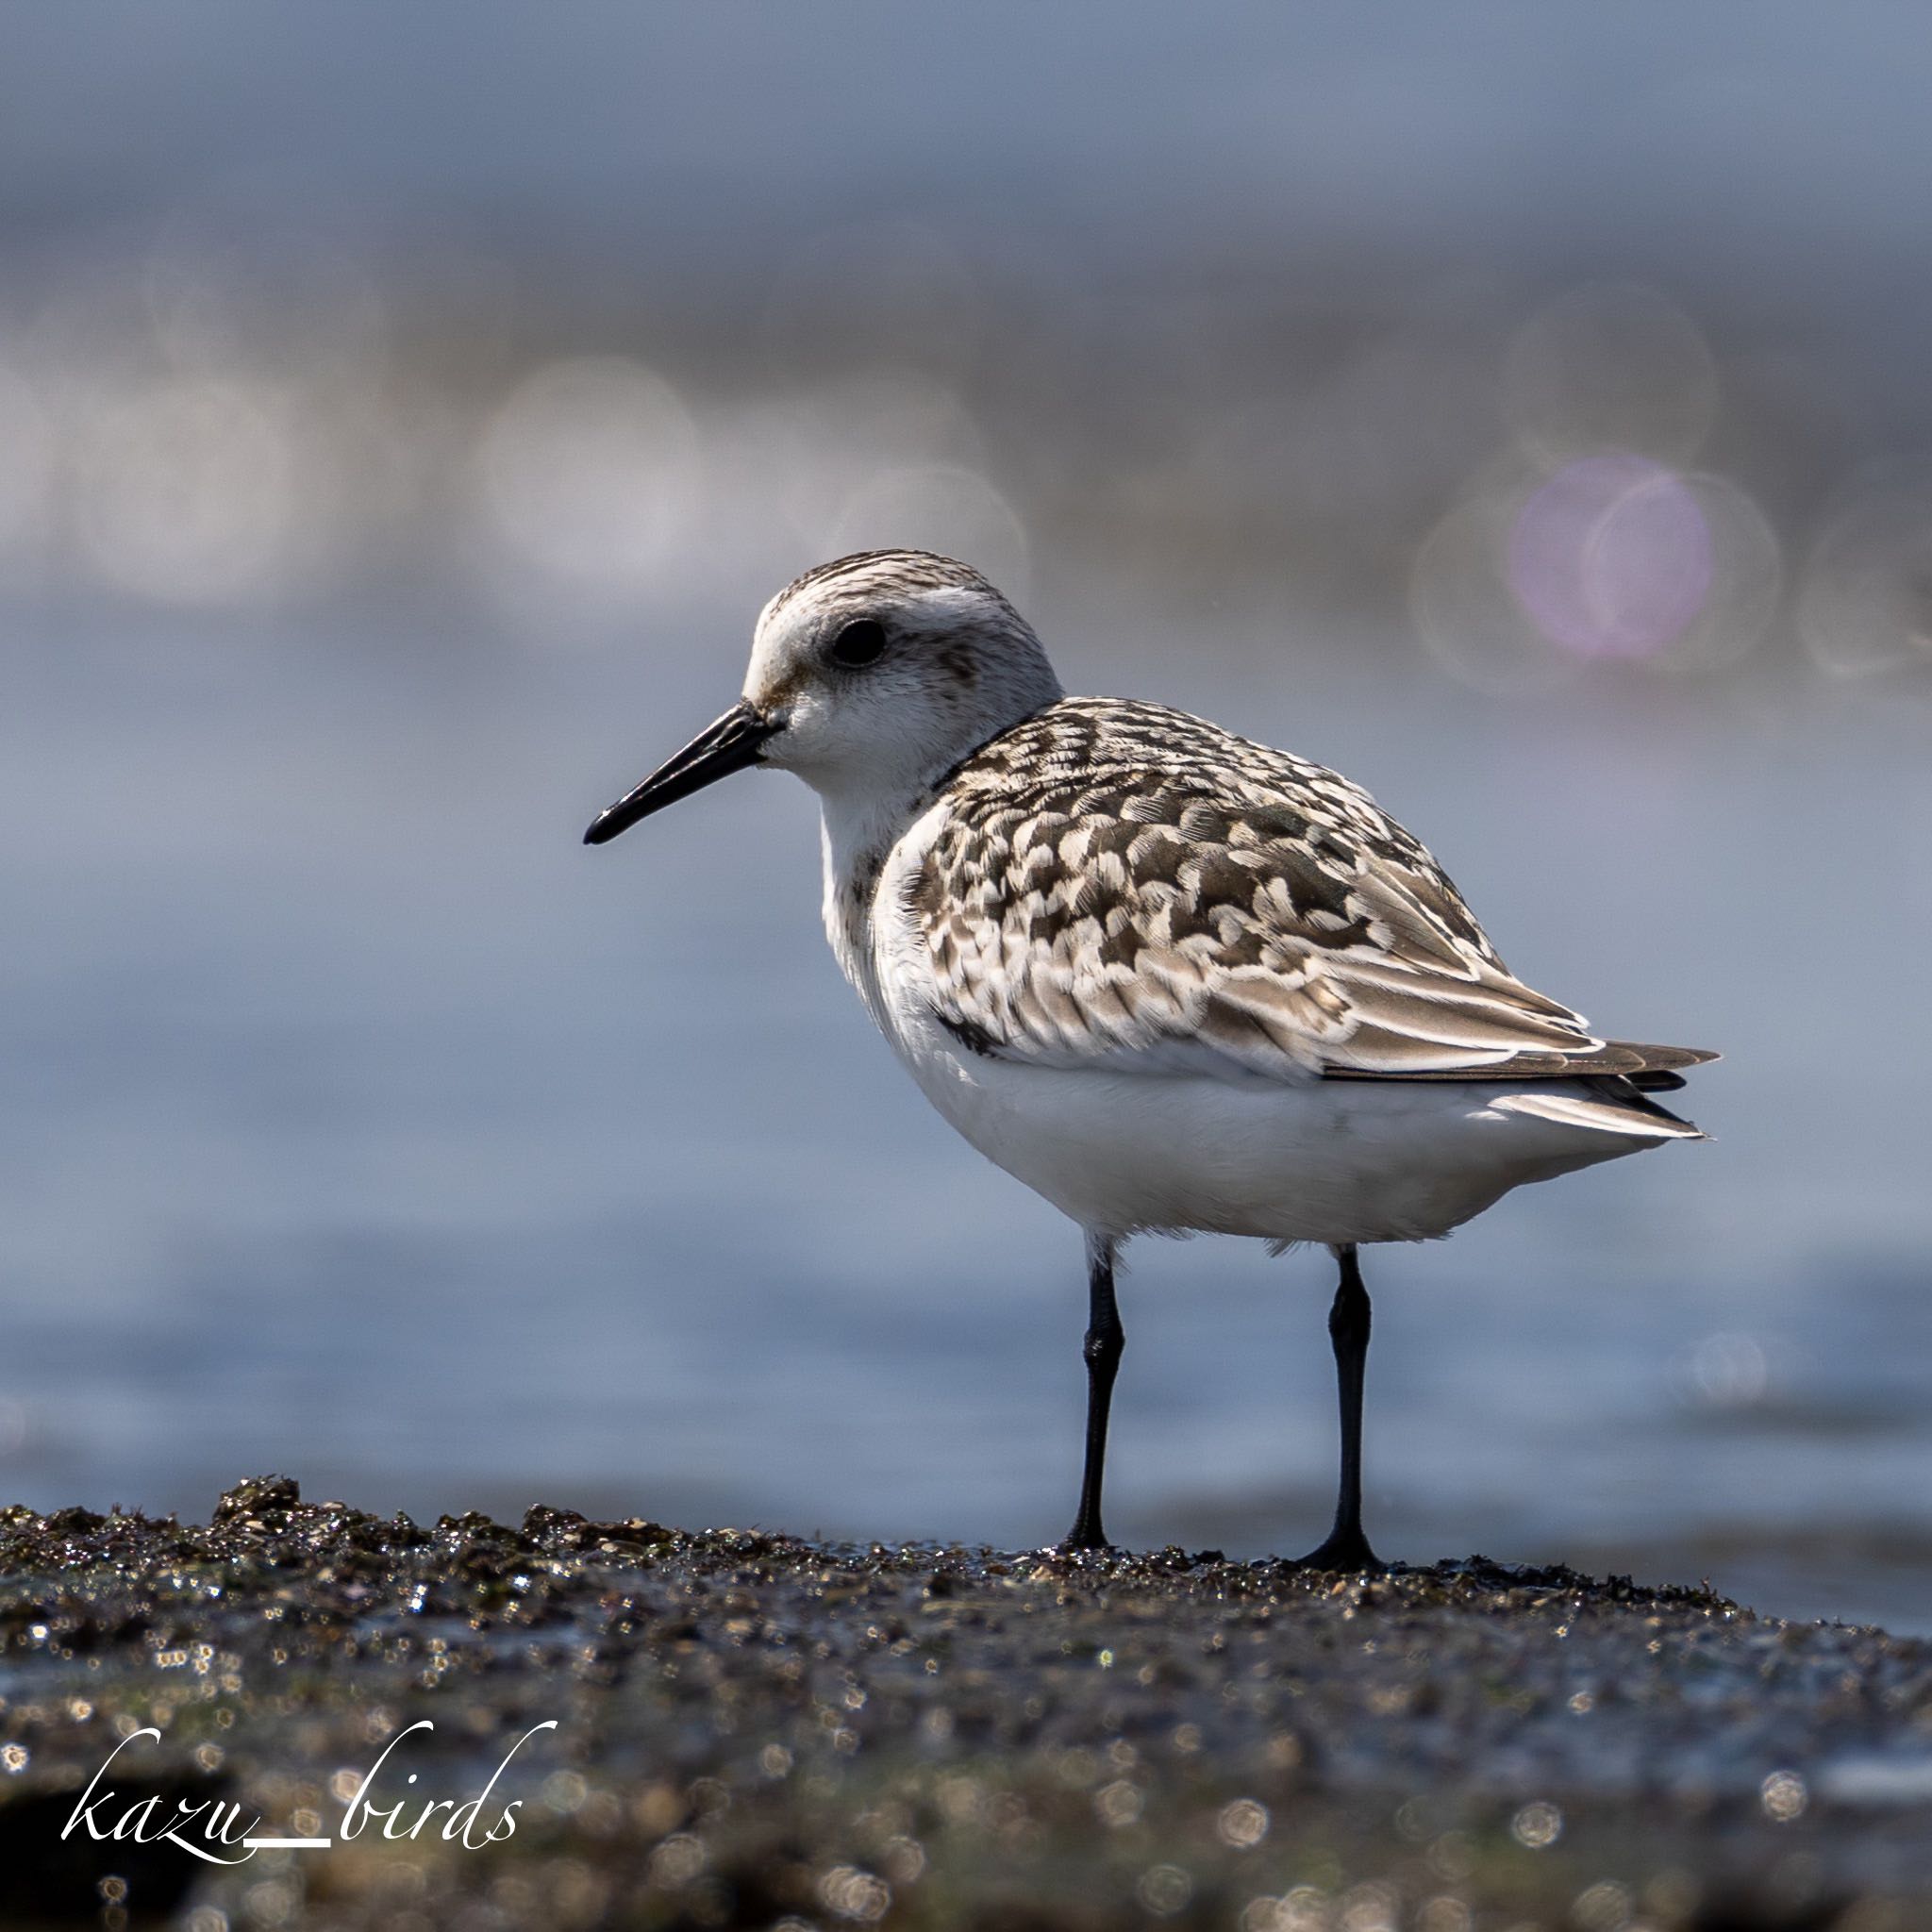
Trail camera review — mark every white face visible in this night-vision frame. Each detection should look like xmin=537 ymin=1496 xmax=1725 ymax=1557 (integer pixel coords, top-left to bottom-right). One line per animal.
xmin=582 ymin=552 xmax=1062 ymax=851
xmin=741 ymin=557 xmax=1061 ymax=801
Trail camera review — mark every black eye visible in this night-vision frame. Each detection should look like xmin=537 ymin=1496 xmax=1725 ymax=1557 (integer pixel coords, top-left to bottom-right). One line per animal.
xmin=828 ymin=619 xmax=887 ymax=668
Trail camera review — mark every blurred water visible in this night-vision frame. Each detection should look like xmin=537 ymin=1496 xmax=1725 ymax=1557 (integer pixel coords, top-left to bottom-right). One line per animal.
xmin=4 ymin=593 xmax=1928 ymax=1633
xmin=3 ymin=0 xmax=1931 ymax=1637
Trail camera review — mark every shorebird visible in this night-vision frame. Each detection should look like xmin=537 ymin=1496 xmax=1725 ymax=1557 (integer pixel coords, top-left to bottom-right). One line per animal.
xmin=585 ymin=552 xmax=1713 ymax=1567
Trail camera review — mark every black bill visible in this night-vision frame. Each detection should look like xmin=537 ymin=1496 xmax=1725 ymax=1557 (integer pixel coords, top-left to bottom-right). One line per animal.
xmin=583 ymin=700 xmax=779 ymax=845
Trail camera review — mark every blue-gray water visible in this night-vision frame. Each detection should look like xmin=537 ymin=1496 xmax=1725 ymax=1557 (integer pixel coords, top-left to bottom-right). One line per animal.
xmin=5 ymin=0 xmax=1932 ymax=1635
xmin=5 ymin=596 xmax=1928 ymax=1634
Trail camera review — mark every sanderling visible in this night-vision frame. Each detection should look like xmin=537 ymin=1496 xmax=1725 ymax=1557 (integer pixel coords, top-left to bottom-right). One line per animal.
xmin=586 ymin=551 xmax=1714 ymax=1566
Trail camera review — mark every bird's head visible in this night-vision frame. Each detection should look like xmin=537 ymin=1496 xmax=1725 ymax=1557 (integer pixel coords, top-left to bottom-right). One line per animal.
xmin=584 ymin=550 xmax=1060 ymax=844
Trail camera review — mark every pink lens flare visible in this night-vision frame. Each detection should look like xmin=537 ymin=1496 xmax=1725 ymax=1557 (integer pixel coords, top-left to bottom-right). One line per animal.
xmin=1507 ymin=454 xmax=1714 ymax=658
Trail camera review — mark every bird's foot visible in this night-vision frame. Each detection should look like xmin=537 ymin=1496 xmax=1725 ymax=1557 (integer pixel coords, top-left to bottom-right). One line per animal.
xmin=1293 ymin=1527 xmax=1387 ymax=1574
xmin=1058 ymin=1517 xmax=1113 ymax=1555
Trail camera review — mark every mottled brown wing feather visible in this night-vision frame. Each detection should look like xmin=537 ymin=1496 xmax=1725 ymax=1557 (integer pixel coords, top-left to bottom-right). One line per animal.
xmin=915 ymin=697 xmax=1713 ymax=1086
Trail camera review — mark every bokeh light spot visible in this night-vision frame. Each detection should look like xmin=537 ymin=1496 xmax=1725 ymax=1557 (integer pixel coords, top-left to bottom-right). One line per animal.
xmin=1507 ymin=454 xmax=1713 ymax=659
xmin=1505 ymin=282 xmax=1718 ymax=466
xmin=1411 ymin=488 xmax=1582 ymax=695
xmin=1511 ymin=1800 xmax=1563 ymax=1848
xmin=476 ymin=357 xmax=698 ymax=600
xmin=1796 ymin=459 xmax=1932 ymax=678
xmin=75 ymin=376 xmax=306 ymax=605
xmin=1761 ymin=1770 xmax=1808 ymax=1822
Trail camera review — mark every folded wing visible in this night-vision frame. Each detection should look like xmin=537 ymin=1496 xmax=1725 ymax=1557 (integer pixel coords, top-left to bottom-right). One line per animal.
xmin=914 ymin=697 xmax=1716 ymax=1091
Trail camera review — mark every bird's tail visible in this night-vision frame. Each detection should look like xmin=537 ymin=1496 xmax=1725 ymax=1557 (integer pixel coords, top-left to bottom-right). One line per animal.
xmin=1491 ymin=1075 xmax=1706 ymax=1141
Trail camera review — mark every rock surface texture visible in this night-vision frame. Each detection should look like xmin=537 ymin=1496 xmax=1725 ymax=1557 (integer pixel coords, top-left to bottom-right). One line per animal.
xmin=1 ymin=1477 xmax=1927 ymax=1929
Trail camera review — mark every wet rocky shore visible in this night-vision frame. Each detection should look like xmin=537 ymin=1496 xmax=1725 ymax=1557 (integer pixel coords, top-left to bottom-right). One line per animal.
xmin=2 ymin=1476 xmax=1929 ymax=1930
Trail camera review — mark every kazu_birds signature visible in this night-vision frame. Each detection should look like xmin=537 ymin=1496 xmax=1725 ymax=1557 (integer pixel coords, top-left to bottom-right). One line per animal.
xmin=584 ymin=550 xmax=1715 ymax=1567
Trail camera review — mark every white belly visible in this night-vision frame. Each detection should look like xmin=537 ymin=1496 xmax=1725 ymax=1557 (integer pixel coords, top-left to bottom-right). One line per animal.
xmin=900 ymin=1032 xmax=1649 ymax=1243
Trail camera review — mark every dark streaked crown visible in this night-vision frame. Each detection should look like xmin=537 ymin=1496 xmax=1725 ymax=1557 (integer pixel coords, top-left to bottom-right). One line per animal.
xmin=763 ymin=549 xmax=1020 ymax=625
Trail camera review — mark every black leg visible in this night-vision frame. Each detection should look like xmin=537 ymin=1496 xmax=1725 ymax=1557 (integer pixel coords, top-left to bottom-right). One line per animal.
xmin=1296 ymin=1244 xmax=1385 ymax=1571
xmin=1062 ymin=1234 xmax=1124 ymax=1550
